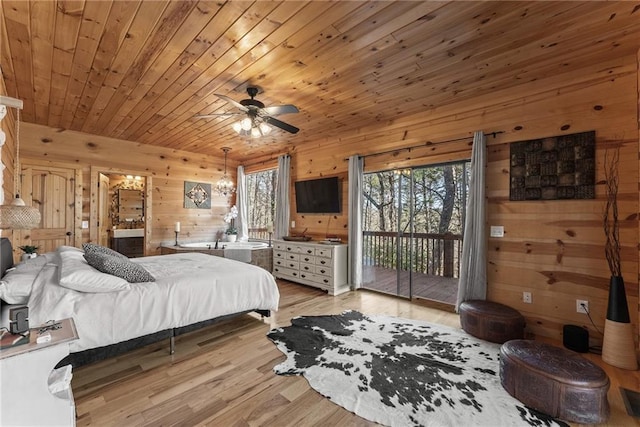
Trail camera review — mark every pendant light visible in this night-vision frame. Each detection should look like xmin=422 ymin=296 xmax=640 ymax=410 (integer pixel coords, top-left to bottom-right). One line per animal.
xmin=215 ymin=147 xmax=236 ymax=196
xmin=0 ymin=96 xmax=41 ymax=229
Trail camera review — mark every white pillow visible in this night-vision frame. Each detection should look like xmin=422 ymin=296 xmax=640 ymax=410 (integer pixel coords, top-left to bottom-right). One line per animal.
xmin=58 ymin=247 xmax=130 ymax=293
xmin=0 ymin=255 xmax=49 ymax=304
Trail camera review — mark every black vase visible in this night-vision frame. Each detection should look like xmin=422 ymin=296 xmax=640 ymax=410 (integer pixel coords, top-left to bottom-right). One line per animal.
xmin=606 ymin=275 xmax=630 ymax=323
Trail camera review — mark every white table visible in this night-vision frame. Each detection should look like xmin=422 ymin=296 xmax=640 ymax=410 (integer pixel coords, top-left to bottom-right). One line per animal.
xmin=0 ymin=318 xmax=79 ymax=426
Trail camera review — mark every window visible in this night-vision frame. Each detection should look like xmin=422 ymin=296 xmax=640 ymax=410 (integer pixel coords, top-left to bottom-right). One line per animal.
xmin=246 ymin=168 xmax=277 ymax=240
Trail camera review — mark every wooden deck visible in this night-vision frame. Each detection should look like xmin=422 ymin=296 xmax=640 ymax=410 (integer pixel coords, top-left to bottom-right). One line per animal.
xmin=362 ymin=265 xmax=459 ymax=306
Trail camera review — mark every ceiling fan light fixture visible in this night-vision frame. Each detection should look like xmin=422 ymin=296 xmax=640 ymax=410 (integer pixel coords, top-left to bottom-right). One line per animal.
xmin=214 ymin=87 xmax=299 ymax=138
xmin=259 ymin=122 xmax=272 ymax=135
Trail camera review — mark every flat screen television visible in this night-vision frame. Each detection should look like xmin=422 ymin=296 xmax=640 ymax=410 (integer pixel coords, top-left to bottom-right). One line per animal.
xmin=294 ymin=177 xmax=341 ymax=213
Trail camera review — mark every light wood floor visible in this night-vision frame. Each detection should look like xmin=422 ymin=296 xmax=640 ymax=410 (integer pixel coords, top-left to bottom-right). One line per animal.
xmin=73 ymin=280 xmax=640 ymax=426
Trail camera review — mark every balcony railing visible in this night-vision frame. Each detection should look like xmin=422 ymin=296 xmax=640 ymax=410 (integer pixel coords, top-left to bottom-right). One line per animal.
xmin=363 ymin=231 xmax=463 ymax=278
xmin=248 ymin=228 xmax=271 ymax=241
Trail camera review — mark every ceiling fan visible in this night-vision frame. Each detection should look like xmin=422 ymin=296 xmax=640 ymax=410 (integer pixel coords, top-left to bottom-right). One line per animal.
xmin=196 ymin=87 xmax=299 ymax=136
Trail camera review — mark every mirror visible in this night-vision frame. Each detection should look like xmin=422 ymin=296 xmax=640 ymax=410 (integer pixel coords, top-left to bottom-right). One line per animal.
xmin=117 ymin=189 xmax=144 ymax=222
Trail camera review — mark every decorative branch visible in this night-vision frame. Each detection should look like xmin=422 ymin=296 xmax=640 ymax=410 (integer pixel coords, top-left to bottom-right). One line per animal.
xmin=603 ymin=147 xmax=621 ymax=277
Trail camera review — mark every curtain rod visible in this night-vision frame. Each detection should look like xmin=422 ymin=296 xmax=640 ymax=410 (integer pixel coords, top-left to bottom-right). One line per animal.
xmin=241 ymin=153 xmax=289 ymax=168
xmin=344 ymin=130 xmax=504 ymax=161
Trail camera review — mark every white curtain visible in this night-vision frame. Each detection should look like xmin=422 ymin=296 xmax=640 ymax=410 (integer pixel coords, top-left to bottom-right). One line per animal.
xmin=236 ymin=165 xmax=249 ymax=241
xmin=456 ymin=131 xmax=487 ymax=309
xmin=348 ymin=155 xmax=364 ymax=289
xmin=274 ymin=155 xmax=290 ymax=239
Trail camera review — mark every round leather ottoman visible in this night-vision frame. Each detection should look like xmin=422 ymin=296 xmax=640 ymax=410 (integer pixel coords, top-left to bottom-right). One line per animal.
xmin=500 ymin=340 xmax=610 ymax=424
xmin=459 ymin=300 xmax=525 ymax=343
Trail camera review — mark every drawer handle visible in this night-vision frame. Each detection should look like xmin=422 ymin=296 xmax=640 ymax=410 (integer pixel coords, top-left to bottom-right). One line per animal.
xmin=287 ymin=247 xmax=292 ymax=251
xmin=320 ymin=269 xmax=326 ymax=274
xmin=301 ymin=274 xmax=306 ymax=278
xmin=307 ymin=250 xmax=313 ymax=254
xmin=320 ymin=260 xmax=326 ymax=265
xmin=289 ymin=263 xmax=295 ymax=268
xmin=293 ymin=272 xmax=298 ymax=277
xmin=304 ymin=266 xmax=310 ymax=271
xmin=323 ymin=279 xmax=329 ymax=283
xmin=304 ymin=257 xmax=310 ymax=262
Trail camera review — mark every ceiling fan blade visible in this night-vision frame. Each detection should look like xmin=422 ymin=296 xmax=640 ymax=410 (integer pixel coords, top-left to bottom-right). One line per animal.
xmin=215 ymin=94 xmax=249 ymax=112
xmin=264 ymin=116 xmax=299 ymax=134
xmin=262 ymin=104 xmax=299 ymax=116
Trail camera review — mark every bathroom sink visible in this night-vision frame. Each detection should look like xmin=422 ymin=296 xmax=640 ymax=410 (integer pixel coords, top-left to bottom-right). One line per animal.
xmin=112 ymin=229 xmax=144 ymax=238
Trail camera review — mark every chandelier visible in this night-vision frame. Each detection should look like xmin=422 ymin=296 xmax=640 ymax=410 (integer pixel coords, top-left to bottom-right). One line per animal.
xmin=231 ymin=116 xmax=272 ymax=138
xmin=215 ymin=147 xmax=236 ymax=196
xmin=0 ymin=96 xmax=41 ymax=230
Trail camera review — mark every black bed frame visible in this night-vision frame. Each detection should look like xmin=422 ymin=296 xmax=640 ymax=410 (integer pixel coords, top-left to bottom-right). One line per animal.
xmin=0 ymin=238 xmax=270 ymax=368
xmin=57 ymin=308 xmax=270 ymax=368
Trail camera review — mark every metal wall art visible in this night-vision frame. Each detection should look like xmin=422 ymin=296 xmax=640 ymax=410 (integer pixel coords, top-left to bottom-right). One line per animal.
xmin=184 ymin=181 xmax=211 ymax=209
xmin=510 ymin=131 xmax=595 ymax=201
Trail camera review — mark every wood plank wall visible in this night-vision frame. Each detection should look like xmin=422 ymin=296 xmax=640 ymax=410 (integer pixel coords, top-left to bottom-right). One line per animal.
xmin=284 ymin=54 xmax=639 ymax=344
xmin=17 ymin=124 xmax=236 ymax=253
xmin=3 ymin=52 xmax=639 ymax=346
xmin=0 ymin=73 xmax=17 ymax=240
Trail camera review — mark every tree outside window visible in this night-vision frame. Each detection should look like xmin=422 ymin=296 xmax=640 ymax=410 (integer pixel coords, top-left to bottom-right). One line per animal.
xmin=246 ymin=168 xmax=277 ymax=240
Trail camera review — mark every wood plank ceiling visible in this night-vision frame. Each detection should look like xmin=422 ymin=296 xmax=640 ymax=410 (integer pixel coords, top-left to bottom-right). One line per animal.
xmin=2 ymin=1 xmax=639 ymax=160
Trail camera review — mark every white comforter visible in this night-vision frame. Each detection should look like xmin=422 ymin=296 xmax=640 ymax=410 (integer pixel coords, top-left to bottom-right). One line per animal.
xmin=28 ymin=252 xmax=279 ymax=353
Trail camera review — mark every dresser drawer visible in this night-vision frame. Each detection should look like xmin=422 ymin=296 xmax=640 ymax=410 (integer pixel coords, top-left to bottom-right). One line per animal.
xmin=283 ymin=260 xmax=300 ymax=270
xmin=314 ymin=265 xmax=332 ymax=277
xmin=300 ymin=263 xmax=314 ymax=273
xmin=315 ymin=248 xmax=333 ymax=258
xmin=316 ymin=257 xmax=331 ymax=267
xmin=285 ymin=253 xmax=300 ymax=261
xmin=274 ymin=250 xmax=287 ymax=260
xmin=300 ymin=271 xmax=332 ymax=287
xmin=273 ymin=266 xmax=299 ymax=279
xmin=300 ymin=254 xmax=315 ymax=264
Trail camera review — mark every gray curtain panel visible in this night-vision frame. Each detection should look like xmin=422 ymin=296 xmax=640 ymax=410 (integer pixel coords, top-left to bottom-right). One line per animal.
xmin=456 ymin=131 xmax=487 ymax=310
xmin=236 ymin=165 xmax=249 ymax=241
xmin=348 ymin=155 xmax=364 ymax=289
xmin=275 ymin=155 xmax=291 ymax=239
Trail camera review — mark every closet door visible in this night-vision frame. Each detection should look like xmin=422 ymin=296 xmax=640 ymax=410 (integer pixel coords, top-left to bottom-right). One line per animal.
xmin=19 ymin=165 xmax=78 ymax=253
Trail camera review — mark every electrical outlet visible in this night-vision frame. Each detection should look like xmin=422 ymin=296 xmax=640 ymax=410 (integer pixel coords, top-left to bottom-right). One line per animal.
xmin=577 ymin=299 xmax=589 ymax=314
xmin=523 ymin=292 xmax=532 ymax=304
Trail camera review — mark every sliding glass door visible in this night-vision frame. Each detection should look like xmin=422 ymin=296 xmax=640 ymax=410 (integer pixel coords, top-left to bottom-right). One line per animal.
xmin=362 ymin=161 xmax=469 ymax=305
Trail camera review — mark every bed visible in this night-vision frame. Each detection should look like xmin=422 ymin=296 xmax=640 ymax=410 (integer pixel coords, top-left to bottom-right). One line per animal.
xmin=0 ymin=238 xmax=279 ymax=366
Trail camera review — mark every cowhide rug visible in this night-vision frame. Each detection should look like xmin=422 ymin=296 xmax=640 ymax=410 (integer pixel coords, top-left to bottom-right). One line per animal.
xmin=267 ymin=310 xmax=567 ymax=427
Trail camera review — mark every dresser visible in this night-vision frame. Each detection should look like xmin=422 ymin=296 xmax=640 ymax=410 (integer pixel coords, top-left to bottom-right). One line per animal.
xmin=273 ymin=240 xmax=349 ymax=295
xmin=0 ymin=318 xmax=79 ymax=426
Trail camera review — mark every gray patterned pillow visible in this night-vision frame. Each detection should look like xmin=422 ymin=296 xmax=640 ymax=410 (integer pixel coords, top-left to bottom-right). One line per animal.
xmin=82 ymin=243 xmax=128 ymax=260
xmin=83 ymin=252 xmax=155 ymax=283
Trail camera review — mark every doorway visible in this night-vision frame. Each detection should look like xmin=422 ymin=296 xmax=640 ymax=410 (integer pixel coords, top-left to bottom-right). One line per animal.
xmin=90 ymin=167 xmax=151 ymax=256
xmin=361 ymin=161 xmax=469 ymax=306
xmin=18 ymin=164 xmax=82 ymax=253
